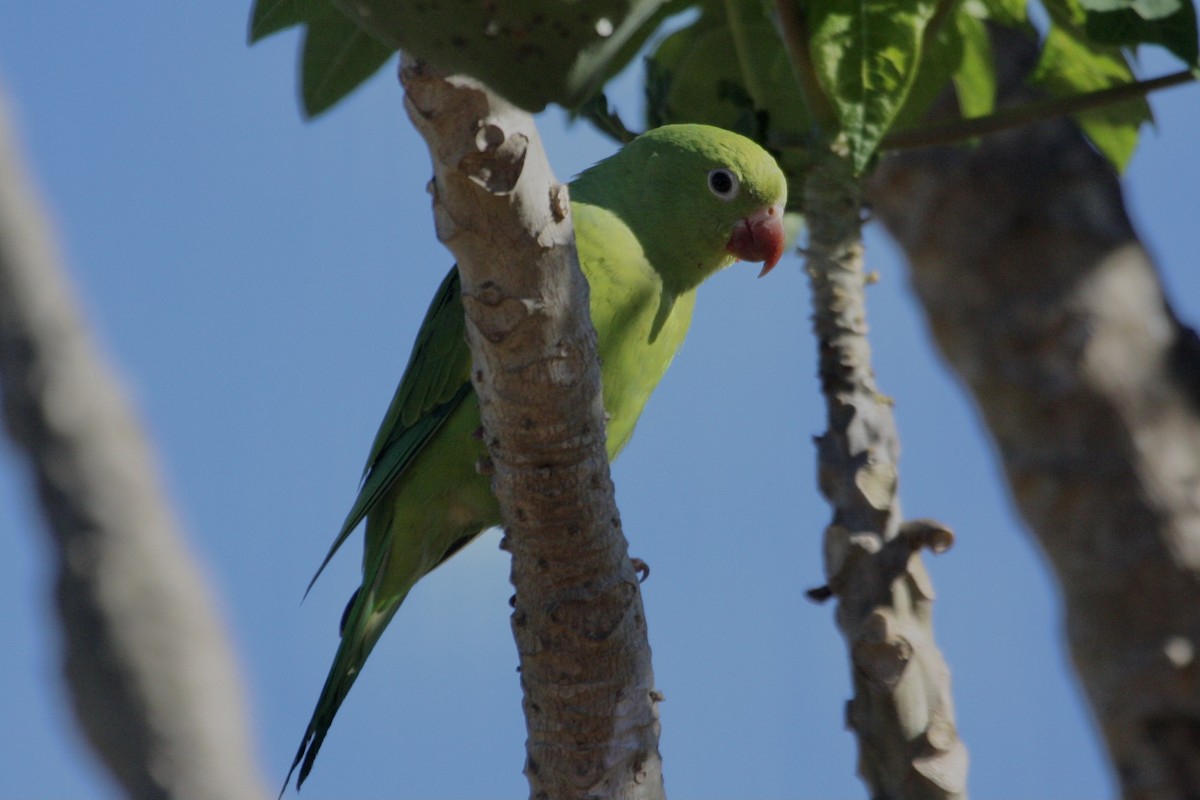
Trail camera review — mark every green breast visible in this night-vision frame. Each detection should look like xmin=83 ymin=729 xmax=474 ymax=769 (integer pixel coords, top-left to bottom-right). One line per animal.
xmin=574 ymin=201 xmax=697 ymax=460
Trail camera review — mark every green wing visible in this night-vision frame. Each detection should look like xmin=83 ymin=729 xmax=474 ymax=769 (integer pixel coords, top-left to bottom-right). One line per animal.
xmin=305 ymin=266 xmax=472 ymax=594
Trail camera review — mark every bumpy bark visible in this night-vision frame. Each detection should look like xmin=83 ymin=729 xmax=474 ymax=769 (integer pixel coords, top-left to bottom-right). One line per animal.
xmin=400 ymin=59 xmax=663 ymax=800
xmin=0 ymin=88 xmax=267 ymax=800
xmin=871 ymin=32 xmax=1200 ymax=799
xmin=806 ymin=151 xmax=968 ymax=800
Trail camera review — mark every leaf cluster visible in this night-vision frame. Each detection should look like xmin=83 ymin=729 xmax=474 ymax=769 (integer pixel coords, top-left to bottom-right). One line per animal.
xmin=248 ymin=0 xmax=684 ymax=116
xmin=643 ymin=0 xmax=1195 ymax=172
xmin=249 ymin=0 xmax=1198 ymax=172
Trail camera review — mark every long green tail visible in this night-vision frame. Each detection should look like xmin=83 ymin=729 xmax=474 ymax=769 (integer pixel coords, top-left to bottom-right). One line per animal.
xmin=281 ymin=571 xmax=404 ymax=794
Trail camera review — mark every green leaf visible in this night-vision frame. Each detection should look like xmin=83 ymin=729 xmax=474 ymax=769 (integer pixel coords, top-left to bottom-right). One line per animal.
xmin=975 ymin=0 xmax=1030 ymax=25
xmin=888 ymin=1 xmax=997 ymax=133
xmin=952 ymin=6 xmax=996 ymax=117
xmin=889 ymin=12 xmax=964 ymax=132
xmin=251 ymin=0 xmax=679 ymax=117
xmin=590 ymin=0 xmax=699 ymax=97
xmin=249 ymin=0 xmax=322 ymax=43
xmin=1132 ymin=0 xmax=1184 ymax=20
xmin=642 ymin=4 xmax=813 ymax=207
xmin=1085 ymin=1 xmax=1199 ymax=65
xmin=324 ymin=0 xmax=674 ymax=111
xmin=1031 ymin=23 xmax=1153 ymax=170
xmin=805 ymin=0 xmax=941 ymax=171
xmin=1072 ymin=0 xmax=1198 ymax=66
xmin=300 ymin=3 xmax=393 ymax=117
xmin=1076 ymin=0 xmax=1130 ymax=13
xmin=644 ymin=13 xmax=762 ymax=136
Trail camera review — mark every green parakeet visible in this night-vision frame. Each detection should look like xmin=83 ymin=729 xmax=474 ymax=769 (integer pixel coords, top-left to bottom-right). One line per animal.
xmin=286 ymin=123 xmax=787 ymax=790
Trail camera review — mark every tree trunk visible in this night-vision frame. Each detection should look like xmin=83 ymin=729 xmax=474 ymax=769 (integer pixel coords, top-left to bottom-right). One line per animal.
xmin=399 ymin=59 xmax=664 ymax=800
xmin=0 ymin=85 xmax=267 ymax=800
xmin=870 ymin=30 xmax=1200 ymax=799
xmin=805 ymin=149 xmax=968 ymax=800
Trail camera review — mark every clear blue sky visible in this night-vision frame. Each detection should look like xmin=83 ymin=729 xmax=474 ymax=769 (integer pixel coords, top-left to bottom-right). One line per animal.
xmin=2 ymin=3 xmax=1198 ymax=798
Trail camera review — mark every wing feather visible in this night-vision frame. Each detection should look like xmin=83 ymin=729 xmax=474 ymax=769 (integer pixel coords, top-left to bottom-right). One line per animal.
xmin=305 ymin=267 xmax=472 ymax=594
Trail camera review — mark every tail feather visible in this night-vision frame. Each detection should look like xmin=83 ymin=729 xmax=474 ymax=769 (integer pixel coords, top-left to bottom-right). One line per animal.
xmin=280 ymin=584 xmax=403 ymax=796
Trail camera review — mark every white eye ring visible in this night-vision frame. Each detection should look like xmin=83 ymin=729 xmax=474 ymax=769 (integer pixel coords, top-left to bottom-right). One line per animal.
xmin=707 ymin=168 xmax=740 ymax=201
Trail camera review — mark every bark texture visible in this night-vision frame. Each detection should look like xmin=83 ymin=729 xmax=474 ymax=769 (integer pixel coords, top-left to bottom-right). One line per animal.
xmin=399 ymin=59 xmax=663 ymax=800
xmin=806 ymin=152 xmax=968 ymax=800
xmin=0 ymin=89 xmax=267 ymax=800
xmin=870 ymin=32 xmax=1200 ymax=799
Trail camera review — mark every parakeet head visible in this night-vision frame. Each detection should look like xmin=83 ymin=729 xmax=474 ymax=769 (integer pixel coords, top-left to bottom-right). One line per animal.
xmin=572 ymin=124 xmax=788 ymax=290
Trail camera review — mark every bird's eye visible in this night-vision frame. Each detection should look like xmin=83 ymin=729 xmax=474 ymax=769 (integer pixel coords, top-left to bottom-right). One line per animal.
xmin=707 ymin=168 xmax=740 ymax=201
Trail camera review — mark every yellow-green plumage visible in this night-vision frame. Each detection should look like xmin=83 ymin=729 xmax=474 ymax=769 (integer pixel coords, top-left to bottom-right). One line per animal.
xmin=286 ymin=124 xmax=786 ymax=791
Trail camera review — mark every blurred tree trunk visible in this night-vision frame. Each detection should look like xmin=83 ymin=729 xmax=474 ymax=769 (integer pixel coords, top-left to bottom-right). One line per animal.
xmin=0 ymin=86 xmax=268 ymax=800
xmin=870 ymin=29 xmax=1200 ymax=799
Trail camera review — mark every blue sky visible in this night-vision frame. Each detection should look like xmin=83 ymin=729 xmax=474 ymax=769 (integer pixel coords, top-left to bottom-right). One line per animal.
xmin=2 ymin=3 xmax=1198 ymax=798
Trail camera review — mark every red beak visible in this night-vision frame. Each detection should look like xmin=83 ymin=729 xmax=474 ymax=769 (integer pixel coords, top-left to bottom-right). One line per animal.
xmin=727 ymin=204 xmax=786 ymax=277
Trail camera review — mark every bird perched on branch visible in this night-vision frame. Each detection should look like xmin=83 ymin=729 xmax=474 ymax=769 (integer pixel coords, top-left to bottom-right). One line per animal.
xmin=286 ymin=123 xmax=787 ymax=790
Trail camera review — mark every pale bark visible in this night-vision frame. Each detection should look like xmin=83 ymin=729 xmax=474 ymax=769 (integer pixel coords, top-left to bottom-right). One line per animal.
xmin=0 ymin=87 xmax=267 ymax=800
xmin=871 ymin=31 xmax=1200 ymax=799
xmin=399 ymin=59 xmax=663 ymax=800
xmin=805 ymin=152 xmax=968 ymax=800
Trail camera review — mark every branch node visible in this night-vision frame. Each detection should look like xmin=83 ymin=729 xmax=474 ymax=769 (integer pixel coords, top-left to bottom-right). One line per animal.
xmin=475 ymin=281 xmax=506 ymax=307
xmin=822 ymin=523 xmax=883 ymax=591
xmin=459 ymin=129 xmax=528 ymax=195
xmin=630 ymin=557 xmax=650 ymax=583
xmin=853 ymin=620 xmax=913 ymax=686
xmin=899 ymin=518 xmax=955 ymax=555
xmin=549 ymin=184 xmax=570 ymax=222
xmin=806 ymin=584 xmax=834 ymax=603
xmin=912 ymin=734 xmax=969 ymax=794
xmin=854 ymin=459 xmax=897 ymax=511
xmin=923 ymin=717 xmax=960 ymax=753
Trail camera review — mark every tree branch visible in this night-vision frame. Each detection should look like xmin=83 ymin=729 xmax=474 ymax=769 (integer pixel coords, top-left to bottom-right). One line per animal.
xmin=881 ymin=70 xmax=1193 ymax=151
xmin=0 ymin=84 xmax=267 ymax=800
xmin=804 ymin=149 xmax=967 ymax=799
xmin=398 ymin=58 xmax=663 ymax=800
xmin=871 ymin=28 xmax=1200 ymax=798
